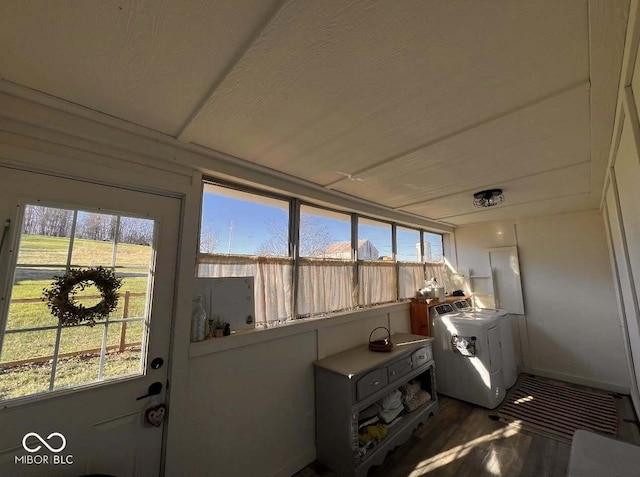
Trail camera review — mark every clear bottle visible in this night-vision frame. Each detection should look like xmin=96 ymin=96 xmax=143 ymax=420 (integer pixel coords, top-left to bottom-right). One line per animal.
xmin=191 ymin=296 xmax=207 ymax=342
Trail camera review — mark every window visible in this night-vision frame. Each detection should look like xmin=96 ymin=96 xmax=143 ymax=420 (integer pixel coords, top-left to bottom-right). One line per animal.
xmin=200 ymin=184 xmax=289 ymax=256
xmin=197 ymin=179 xmax=448 ymax=325
xmin=397 ymin=227 xmax=424 ymax=299
xmin=0 ymin=205 xmax=154 ymax=401
xmin=357 ymin=218 xmax=395 ymax=305
xmin=198 ymin=183 xmax=292 ymax=326
xmin=299 ymin=205 xmax=351 ymax=259
xmin=297 ymin=206 xmax=355 ymax=317
xmin=423 ymin=232 xmax=444 ymax=263
xmin=396 ymin=226 xmax=421 ymax=262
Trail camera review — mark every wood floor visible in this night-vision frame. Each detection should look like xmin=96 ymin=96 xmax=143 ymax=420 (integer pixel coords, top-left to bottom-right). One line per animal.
xmin=296 ymin=376 xmax=640 ymax=477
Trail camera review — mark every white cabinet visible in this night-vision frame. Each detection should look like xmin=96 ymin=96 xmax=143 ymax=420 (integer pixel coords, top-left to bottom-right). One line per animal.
xmin=314 ymin=334 xmax=438 ymax=477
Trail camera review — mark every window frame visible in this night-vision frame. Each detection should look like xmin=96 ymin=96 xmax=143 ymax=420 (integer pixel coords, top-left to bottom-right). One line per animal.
xmin=199 ymin=177 xmax=446 ymax=320
xmin=0 ymin=201 xmax=157 ymax=403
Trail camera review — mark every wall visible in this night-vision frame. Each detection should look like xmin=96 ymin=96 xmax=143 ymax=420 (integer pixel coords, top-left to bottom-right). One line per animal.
xmin=600 ymin=0 xmax=640 ymax=415
xmin=455 ymin=212 xmax=630 ymax=392
xmin=176 ymin=305 xmax=410 ymax=477
xmin=0 ymin=89 xmax=433 ymax=477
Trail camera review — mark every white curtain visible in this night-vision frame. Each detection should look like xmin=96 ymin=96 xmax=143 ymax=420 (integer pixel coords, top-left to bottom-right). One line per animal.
xmin=358 ymin=262 xmax=397 ymax=306
xmin=297 ymin=258 xmax=356 ymax=317
xmin=425 ymin=262 xmax=453 ymax=292
xmin=197 ymin=254 xmax=292 ymax=326
xmin=398 ymin=262 xmax=425 ymax=299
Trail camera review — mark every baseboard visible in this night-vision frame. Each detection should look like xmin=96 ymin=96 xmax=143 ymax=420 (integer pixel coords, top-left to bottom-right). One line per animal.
xmin=268 ymin=447 xmax=317 ymax=477
xmin=521 ymin=366 xmax=630 ymax=394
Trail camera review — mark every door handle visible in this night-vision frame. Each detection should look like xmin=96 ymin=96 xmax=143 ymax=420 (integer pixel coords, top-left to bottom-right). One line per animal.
xmin=136 ymin=381 xmax=163 ymax=400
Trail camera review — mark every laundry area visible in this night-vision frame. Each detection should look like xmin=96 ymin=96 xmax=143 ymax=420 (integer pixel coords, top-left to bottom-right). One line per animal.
xmin=2 ymin=1 xmax=640 ymax=477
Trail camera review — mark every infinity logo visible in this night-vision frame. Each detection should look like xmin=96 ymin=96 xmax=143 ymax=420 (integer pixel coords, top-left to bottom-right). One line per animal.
xmin=22 ymin=432 xmax=67 ymax=453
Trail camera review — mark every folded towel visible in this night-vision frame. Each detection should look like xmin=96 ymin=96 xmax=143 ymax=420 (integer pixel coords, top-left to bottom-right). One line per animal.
xmin=379 ymin=404 xmax=404 ymax=424
xmin=400 ymin=381 xmax=422 ymax=402
xmin=380 ymin=389 xmax=403 ymax=409
xmin=404 ymin=390 xmax=432 ymax=412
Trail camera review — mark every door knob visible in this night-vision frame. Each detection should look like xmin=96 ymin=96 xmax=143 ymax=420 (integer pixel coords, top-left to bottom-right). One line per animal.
xmin=136 ymin=382 xmax=163 ymax=400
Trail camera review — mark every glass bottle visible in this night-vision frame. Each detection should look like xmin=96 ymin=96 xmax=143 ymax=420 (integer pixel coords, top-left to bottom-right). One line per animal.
xmin=191 ymin=296 xmax=207 ymax=342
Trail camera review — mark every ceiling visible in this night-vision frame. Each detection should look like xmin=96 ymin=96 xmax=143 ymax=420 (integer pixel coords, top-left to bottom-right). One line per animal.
xmin=0 ymin=0 xmax=630 ymax=226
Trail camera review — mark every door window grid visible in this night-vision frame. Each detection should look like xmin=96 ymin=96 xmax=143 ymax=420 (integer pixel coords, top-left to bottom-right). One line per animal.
xmin=0 ymin=204 xmax=154 ymax=400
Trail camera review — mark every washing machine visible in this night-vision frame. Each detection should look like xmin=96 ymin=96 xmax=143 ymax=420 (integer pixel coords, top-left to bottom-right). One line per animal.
xmin=452 ymin=299 xmax=518 ymax=389
xmin=430 ymin=305 xmax=506 ymax=409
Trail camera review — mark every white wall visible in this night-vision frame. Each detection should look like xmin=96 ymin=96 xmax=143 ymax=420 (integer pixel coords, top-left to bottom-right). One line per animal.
xmin=599 ymin=0 xmax=640 ymax=415
xmin=0 ymin=90 xmax=424 ymax=477
xmin=455 ymin=212 xmax=630 ymax=392
xmin=174 ymin=306 xmax=410 ymax=477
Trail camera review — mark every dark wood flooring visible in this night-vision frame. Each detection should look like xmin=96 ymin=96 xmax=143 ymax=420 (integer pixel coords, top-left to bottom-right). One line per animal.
xmin=296 ymin=376 xmax=640 ymax=477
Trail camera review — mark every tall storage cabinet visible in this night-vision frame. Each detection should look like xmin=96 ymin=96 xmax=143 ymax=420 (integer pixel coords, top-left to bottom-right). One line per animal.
xmin=314 ymin=334 xmax=438 ymax=477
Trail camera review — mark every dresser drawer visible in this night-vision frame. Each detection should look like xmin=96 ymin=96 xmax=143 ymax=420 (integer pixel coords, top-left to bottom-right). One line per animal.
xmin=387 ymin=357 xmax=412 ymax=383
xmin=356 ymin=368 xmax=388 ymax=401
xmin=411 ymin=345 xmax=432 ymax=368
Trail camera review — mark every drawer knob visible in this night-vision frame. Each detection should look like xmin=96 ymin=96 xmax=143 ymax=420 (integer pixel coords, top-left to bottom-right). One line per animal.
xmin=370 ymin=381 xmax=379 ymax=386
xmin=390 ymin=371 xmax=396 ymax=375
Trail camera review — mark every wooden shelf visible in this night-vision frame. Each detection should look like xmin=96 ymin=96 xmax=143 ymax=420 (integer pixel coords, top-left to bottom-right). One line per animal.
xmin=409 ymin=296 xmax=470 ymax=336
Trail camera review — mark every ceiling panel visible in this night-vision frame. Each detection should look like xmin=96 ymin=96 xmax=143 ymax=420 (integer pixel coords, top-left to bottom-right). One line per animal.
xmin=184 ymin=0 xmax=588 ymax=186
xmin=400 ymin=163 xmax=591 ymax=220
xmin=0 ymin=1 xmax=628 ymax=227
xmin=444 ymin=193 xmax=596 ymax=226
xmin=0 ymin=0 xmax=282 ymax=135
xmin=331 ymin=85 xmax=590 ymax=208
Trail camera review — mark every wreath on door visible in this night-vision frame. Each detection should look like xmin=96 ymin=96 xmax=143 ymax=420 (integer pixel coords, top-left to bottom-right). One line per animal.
xmin=42 ymin=266 xmax=123 ymax=327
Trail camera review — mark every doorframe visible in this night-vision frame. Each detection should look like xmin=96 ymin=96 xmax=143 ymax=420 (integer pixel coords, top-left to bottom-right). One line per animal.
xmin=0 ymin=160 xmax=202 ymax=476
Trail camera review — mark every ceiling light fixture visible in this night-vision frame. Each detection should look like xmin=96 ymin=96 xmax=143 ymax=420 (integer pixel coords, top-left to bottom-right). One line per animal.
xmin=473 ymin=189 xmax=505 ymax=208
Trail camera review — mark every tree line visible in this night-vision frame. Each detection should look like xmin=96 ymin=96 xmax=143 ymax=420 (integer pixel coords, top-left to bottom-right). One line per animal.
xmin=23 ymin=206 xmax=154 ymax=245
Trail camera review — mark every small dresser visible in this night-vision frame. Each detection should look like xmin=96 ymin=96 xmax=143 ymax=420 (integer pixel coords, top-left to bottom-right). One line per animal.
xmin=314 ymin=333 xmax=437 ymax=477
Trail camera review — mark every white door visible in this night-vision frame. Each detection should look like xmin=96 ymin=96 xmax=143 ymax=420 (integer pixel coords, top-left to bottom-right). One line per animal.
xmin=0 ymin=166 xmax=181 ymax=477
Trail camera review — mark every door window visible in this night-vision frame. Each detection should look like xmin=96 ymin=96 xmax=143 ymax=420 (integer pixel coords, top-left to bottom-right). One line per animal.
xmin=0 ymin=204 xmax=156 ymax=401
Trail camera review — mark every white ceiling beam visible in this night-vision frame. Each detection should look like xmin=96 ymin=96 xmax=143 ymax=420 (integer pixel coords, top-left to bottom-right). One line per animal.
xmin=175 ymin=0 xmax=290 ymax=142
xmin=323 ymin=79 xmax=590 ymax=189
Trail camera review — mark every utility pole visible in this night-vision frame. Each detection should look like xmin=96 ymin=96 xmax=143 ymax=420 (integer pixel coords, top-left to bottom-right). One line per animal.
xmin=227 ymin=221 xmax=234 ymax=254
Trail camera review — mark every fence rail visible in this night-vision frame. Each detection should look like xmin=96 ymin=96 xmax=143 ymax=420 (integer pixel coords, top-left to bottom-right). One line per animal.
xmin=2 ymin=291 xmax=146 ymax=369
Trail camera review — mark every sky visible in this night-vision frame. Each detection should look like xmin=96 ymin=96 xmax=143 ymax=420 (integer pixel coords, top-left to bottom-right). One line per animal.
xmin=201 ymin=188 xmax=443 ymax=260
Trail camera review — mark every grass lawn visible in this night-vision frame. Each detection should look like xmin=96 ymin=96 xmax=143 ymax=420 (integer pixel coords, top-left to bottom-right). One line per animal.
xmin=1 ymin=234 xmax=154 ymax=400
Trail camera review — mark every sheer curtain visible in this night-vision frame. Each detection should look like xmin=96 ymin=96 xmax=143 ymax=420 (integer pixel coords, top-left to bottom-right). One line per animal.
xmin=398 ymin=262 xmax=425 ymax=299
xmin=425 ymin=262 xmax=452 ymax=292
xmin=358 ymin=262 xmax=397 ymax=306
xmin=297 ymin=258 xmax=356 ymax=317
xmin=197 ymin=254 xmax=292 ymax=326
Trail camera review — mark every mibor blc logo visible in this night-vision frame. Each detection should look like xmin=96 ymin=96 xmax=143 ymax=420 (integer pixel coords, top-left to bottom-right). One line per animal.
xmin=15 ymin=432 xmax=73 ymax=466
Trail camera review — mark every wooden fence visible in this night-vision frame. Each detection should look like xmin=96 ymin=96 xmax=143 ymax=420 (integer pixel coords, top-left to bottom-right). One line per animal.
xmin=2 ymin=291 xmax=146 ymax=368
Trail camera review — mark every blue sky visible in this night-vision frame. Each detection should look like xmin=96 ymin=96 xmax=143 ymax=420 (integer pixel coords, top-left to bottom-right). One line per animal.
xmin=201 ymin=188 xmax=443 ymax=260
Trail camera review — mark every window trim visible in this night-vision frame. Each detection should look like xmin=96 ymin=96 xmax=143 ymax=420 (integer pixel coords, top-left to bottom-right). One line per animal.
xmin=199 ymin=177 xmax=446 ymax=320
xmin=0 ymin=201 xmax=157 ymax=403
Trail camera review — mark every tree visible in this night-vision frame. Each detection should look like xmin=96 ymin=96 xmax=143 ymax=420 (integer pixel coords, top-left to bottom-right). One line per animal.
xmin=257 ymin=214 xmax=333 ymax=257
xmin=200 ymin=224 xmax=220 ymax=254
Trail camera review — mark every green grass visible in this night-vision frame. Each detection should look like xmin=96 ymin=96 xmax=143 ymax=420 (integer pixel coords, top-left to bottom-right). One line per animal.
xmin=0 ymin=348 xmax=142 ymax=400
xmin=0 ymin=234 xmax=154 ymax=400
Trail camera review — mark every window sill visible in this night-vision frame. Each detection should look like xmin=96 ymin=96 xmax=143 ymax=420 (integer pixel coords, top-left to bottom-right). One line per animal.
xmin=188 ymin=302 xmax=410 ymax=359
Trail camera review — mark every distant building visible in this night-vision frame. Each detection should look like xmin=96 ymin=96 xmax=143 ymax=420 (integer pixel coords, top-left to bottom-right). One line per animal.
xmin=322 ymin=239 xmax=379 ymax=260
xmin=414 ymin=241 xmax=432 ymax=261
